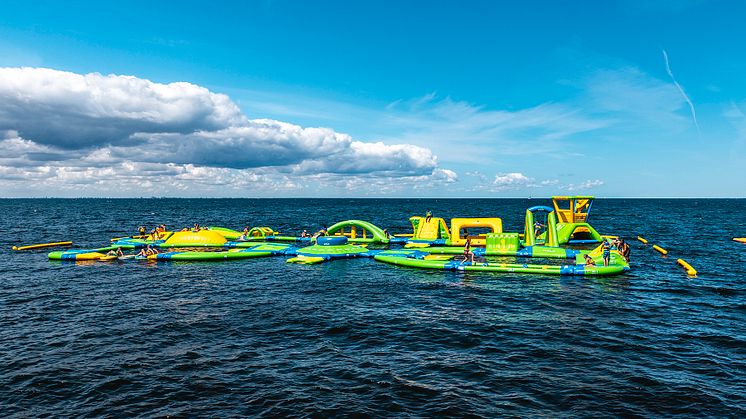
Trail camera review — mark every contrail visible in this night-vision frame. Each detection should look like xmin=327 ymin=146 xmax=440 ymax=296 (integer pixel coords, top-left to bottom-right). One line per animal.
xmin=663 ymin=49 xmax=700 ymax=132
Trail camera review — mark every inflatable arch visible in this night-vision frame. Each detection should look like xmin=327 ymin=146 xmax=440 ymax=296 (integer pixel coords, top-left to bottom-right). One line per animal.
xmin=246 ymin=227 xmax=278 ymax=239
xmin=326 ymin=220 xmax=390 ymax=244
xmin=449 ymin=218 xmax=503 ymax=246
xmin=523 ymin=206 xmax=559 ymax=247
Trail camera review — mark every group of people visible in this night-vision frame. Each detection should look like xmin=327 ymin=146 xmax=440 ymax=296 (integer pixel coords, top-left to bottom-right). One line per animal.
xmin=585 ymin=237 xmax=631 ymax=267
xmin=106 ymin=247 xmax=124 ymax=258
xmin=614 ymin=237 xmax=631 ymax=262
xmin=137 ymin=244 xmax=159 ymax=258
xmin=137 ymin=224 xmax=167 ymax=240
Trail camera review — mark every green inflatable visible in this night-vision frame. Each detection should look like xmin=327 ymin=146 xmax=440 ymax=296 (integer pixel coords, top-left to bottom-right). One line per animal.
xmin=374 ymin=250 xmax=628 ymax=276
xmin=325 ymin=220 xmax=390 ymax=244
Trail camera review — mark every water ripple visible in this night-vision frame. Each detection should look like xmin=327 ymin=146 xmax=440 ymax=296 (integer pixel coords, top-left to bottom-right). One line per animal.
xmin=0 ymin=198 xmax=744 ymax=417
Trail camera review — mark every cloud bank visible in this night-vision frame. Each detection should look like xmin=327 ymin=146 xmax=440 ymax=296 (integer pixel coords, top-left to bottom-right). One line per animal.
xmin=0 ymin=67 xmax=443 ymax=196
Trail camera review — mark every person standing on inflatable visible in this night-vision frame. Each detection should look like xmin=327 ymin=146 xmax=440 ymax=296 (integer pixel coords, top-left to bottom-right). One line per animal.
xmin=602 ymin=240 xmax=611 ymax=266
xmin=463 ymin=237 xmax=474 ymax=263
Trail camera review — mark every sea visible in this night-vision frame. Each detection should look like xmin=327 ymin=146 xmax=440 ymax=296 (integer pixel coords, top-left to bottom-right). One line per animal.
xmin=0 ymin=198 xmax=744 ymax=417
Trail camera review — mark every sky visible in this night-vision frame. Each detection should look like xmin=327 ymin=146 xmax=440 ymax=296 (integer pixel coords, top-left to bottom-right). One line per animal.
xmin=0 ymin=0 xmax=744 ymax=197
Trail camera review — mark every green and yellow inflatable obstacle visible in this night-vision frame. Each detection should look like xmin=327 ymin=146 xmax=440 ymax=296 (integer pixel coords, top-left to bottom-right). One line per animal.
xmin=374 ymin=249 xmax=629 ymax=276
xmin=48 ymin=245 xmax=129 ymax=261
xmin=234 ymin=226 xmax=309 ymax=243
xmin=148 ymin=243 xmax=294 ymax=261
xmin=207 ymin=226 xmax=243 ymax=240
xmin=197 ymin=226 xmax=295 ymax=242
xmin=407 ymin=207 xmax=578 ymax=259
xmin=288 ymin=236 xmax=374 ymax=264
xmin=551 ymin=196 xmax=603 ymax=244
xmin=325 ymin=220 xmax=390 ymax=244
xmin=422 ymin=234 xmax=578 ymax=259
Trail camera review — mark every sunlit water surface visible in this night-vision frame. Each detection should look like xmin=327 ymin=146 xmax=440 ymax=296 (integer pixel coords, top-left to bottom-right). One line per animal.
xmin=1 ymin=199 xmax=744 ymax=417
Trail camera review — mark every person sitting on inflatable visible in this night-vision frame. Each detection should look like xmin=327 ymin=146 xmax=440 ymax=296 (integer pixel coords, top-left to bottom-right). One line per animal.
xmin=106 ymin=247 xmax=124 ymax=258
xmin=145 ymin=244 xmax=158 ymax=256
xmin=584 ymin=254 xmax=596 ymax=266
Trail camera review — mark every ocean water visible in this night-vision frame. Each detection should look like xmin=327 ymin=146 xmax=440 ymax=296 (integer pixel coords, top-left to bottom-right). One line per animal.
xmin=0 ymin=198 xmax=744 ymax=417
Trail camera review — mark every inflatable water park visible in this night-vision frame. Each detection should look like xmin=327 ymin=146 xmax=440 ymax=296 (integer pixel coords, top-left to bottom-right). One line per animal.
xmin=15 ymin=196 xmax=676 ymax=277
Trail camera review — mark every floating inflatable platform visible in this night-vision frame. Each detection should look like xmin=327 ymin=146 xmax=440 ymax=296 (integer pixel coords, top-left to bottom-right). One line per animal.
xmin=148 ymin=243 xmax=294 ymax=261
xmin=289 ymin=236 xmax=375 ymax=262
xmin=48 ymin=245 xmax=122 ymax=261
xmin=421 ymin=244 xmax=578 ymax=259
xmin=374 ymin=250 xmax=629 ymax=276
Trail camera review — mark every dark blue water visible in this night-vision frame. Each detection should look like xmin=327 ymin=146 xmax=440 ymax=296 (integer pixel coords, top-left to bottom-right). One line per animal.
xmin=1 ymin=199 xmax=744 ymax=417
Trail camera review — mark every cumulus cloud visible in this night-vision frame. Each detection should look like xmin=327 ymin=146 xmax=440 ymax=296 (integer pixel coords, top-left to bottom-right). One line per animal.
xmin=465 ymin=172 xmax=597 ymax=194
xmin=563 ymin=179 xmax=604 ymax=191
xmin=0 ymin=67 xmax=246 ymax=148
xmin=493 ymin=172 xmax=534 ymax=189
xmin=0 ymin=67 xmax=444 ymax=195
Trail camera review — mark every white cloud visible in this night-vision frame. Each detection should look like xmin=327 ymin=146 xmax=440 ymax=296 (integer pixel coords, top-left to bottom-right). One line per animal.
xmin=0 ymin=67 xmax=442 ymax=195
xmin=484 ymin=172 xmax=561 ymax=192
xmin=563 ymin=179 xmax=604 ymax=191
xmin=0 ymin=67 xmax=246 ymax=148
xmin=493 ymin=172 xmax=534 ymax=188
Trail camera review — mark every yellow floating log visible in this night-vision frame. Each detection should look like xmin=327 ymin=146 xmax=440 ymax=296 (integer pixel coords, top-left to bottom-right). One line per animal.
xmin=653 ymin=244 xmax=668 ymax=255
xmin=733 ymin=237 xmax=746 ymax=244
xmin=637 ymin=236 xmax=648 ymax=244
xmin=12 ymin=241 xmax=73 ymax=251
xmin=676 ymin=259 xmax=697 ymax=276
xmin=405 ymin=242 xmax=430 ymax=248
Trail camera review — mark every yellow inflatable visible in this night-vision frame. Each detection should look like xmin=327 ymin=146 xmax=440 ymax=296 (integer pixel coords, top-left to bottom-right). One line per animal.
xmin=450 ymin=218 xmax=503 ymax=246
xmin=163 ymin=230 xmax=227 ymax=247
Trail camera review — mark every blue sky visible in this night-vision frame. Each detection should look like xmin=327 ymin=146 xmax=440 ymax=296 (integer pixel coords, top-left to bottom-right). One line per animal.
xmin=0 ymin=0 xmax=744 ymax=197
